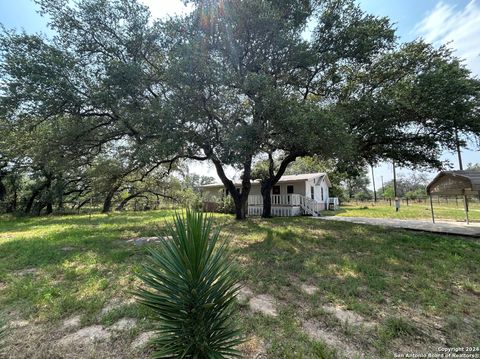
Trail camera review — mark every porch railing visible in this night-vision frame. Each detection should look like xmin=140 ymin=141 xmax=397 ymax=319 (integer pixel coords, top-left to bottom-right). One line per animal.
xmin=248 ymin=194 xmax=302 ymax=206
xmin=248 ymin=194 xmax=325 ymax=215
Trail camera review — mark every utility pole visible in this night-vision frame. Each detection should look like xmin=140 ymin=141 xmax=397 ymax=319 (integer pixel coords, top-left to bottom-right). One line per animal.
xmin=381 ymin=176 xmax=385 ymax=200
xmin=455 ymin=129 xmax=464 ymax=170
xmin=393 ymin=161 xmax=398 ymax=198
xmin=371 ymin=165 xmax=377 ymax=202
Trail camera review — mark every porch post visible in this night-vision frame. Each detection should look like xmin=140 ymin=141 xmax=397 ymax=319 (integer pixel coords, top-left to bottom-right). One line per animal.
xmin=429 ymin=194 xmax=435 ymax=224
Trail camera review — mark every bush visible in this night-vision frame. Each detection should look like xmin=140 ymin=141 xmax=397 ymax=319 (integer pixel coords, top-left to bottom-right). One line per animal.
xmin=180 ymin=188 xmax=203 ymax=211
xmin=219 ymin=195 xmax=236 ymax=214
xmin=135 ymin=211 xmax=243 ymax=358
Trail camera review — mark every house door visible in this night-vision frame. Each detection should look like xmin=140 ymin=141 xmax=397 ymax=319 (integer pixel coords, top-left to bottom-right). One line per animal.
xmin=311 ymin=186 xmax=314 ymax=200
xmin=287 ymin=185 xmax=293 ymax=204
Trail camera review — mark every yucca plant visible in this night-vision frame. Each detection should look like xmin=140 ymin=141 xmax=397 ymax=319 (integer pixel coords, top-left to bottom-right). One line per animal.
xmin=135 ymin=210 xmax=243 ymax=358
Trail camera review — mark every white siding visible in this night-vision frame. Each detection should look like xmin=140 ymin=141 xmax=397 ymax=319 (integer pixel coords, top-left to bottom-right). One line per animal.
xmin=202 ymin=187 xmax=224 ymax=201
xmin=305 ymin=178 xmax=316 ymax=200
xmin=317 ymin=179 xmax=330 ymax=206
xmin=249 ymin=185 xmax=261 ymax=196
xmin=249 ymin=182 xmax=307 ymax=197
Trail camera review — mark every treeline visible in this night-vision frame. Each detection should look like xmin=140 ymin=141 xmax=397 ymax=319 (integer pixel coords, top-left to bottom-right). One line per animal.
xmin=1 ymin=0 xmax=479 ymax=219
xmin=341 ymin=163 xmax=480 ymax=202
xmin=0 ymin=151 xmax=214 ymax=215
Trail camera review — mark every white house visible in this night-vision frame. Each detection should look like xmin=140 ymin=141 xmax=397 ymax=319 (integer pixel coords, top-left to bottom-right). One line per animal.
xmin=201 ymin=172 xmax=335 ymax=217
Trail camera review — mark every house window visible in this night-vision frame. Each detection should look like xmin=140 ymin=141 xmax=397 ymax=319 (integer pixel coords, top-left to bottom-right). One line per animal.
xmin=273 ymin=186 xmax=280 ymax=195
xmin=311 ymin=186 xmax=314 ymax=200
xmin=321 ymin=187 xmax=324 ymax=201
xmin=287 ymin=185 xmax=294 ymax=194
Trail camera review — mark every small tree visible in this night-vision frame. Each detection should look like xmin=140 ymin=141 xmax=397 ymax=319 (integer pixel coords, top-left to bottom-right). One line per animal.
xmin=383 ymin=185 xmax=395 ymax=199
xmin=135 ymin=211 xmax=243 ymax=358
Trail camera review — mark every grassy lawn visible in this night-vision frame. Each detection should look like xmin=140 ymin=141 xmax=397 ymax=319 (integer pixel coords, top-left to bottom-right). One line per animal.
xmin=0 ymin=210 xmax=479 ymax=358
xmin=325 ymin=201 xmax=480 ymax=222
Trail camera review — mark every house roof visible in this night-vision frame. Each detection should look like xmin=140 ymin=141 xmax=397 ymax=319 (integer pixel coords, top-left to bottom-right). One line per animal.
xmin=201 ymin=172 xmax=329 ymax=188
xmin=426 ymin=170 xmax=480 ymax=195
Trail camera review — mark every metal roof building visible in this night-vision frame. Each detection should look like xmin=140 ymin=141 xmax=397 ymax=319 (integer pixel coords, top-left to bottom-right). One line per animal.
xmin=426 ymin=170 xmax=480 ymax=224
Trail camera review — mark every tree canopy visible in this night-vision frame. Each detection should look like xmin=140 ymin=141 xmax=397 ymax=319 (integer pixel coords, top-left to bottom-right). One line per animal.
xmin=0 ymin=0 xmax=479 ymax=219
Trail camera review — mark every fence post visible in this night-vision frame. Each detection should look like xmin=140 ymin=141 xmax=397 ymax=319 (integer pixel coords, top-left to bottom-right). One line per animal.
xmin=429 ymin=194 xmax=435 ymax=223
xmin=463 ymin=195 xmax=469 ymax=225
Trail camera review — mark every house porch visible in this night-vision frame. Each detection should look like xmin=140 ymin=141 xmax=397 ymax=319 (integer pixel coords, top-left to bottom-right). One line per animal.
xmin=247 ymin=194 xmax=326 ymax=217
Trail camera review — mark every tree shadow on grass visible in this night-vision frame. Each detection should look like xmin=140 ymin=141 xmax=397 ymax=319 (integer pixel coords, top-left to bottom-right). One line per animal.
xmin=234 ymin=217 xmax=480 ymax=319
xmin=0 ymin=218 xmax=176 ymax=275
xmin=0 ymin=210 xmax=176 ymax=233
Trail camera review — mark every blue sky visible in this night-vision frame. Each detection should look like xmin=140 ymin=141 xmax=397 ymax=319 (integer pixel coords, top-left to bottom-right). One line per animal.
xmin=1 ymin=0 xmax=479 ymax=187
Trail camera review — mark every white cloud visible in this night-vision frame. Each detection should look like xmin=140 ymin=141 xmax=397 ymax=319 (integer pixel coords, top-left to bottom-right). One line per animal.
xmin=414 ymin=0 xmax=480 ymax=75
xmin=140 ymin=0 xmax=193 ymax=19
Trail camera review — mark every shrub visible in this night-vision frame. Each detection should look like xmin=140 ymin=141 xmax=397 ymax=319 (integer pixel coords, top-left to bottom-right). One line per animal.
xmin=135 ymin=210 xmax=243 ymax=358
xmin=219 ymin=195 xmax=235 ymax=214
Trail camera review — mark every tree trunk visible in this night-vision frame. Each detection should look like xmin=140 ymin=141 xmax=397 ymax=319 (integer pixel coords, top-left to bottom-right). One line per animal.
xmin=231 ymin=190 xmax=249 ymax=220
xmin=116 ymin=191 xmax=175 ymax=211
xmin=116 ymin=192 xmax=145 ymax=211
xmin=25 ymin=188 xmax=42 ymax=214
xmin=260 ymin=153 xmax=300 ymax=218
xmin=261 ymin=181 xmax=273 ymax=218
xmin=36 ymin=203 xmax=45 ymax=216
xmin=57 ymin=191 xmax=64 ymax=212
xmin=0 ymin=165 xmax=7 ymax=201
xmin=102 ymin=185 xmax=120 ymax=213
xmin=0 ymin=181 xmax=6 ymax=202
xmin=6 ymin=188 xmax=17 ymax=213
xmin=209 ymin=154 xmax=251 ymax=220
xmin=45 ymin=175 xmax=53 ymax=214
xmin=77 ymin=197 xmax=91 ymax=210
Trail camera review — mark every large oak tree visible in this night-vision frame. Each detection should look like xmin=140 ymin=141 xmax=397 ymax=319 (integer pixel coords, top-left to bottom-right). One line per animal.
xmin=1 ymin=0 xmax=478 ymax=219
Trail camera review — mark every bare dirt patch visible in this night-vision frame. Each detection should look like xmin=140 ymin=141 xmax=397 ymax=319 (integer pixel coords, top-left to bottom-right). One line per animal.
xmin=323 ymin=304 xmax=376 ymax=328
xmin=110 ymin=318 xmax=137 ymax=331
xmin=302 ymin=320 xmax=365 ymax=358
xmin=57 ymin=325 xmax=112 ymax=347
xmin=101 ymin=297 xmax=135 ymax=315
xmin=125 ymin=236 xmax=172 ymax=246
xmin=300 ymin=283 xmax=319 ymax=295
xmin=237 ymin=285 xmax=254 ymax=304
xmin=12 ymin=267 xmax=38 ymax=277
xmin=9 ymin=319 xmax=30 ymax=328
xmin=131 ymin=331 xmax=156 ymax=350
xmin=62 ymin=315 xmax=81 ymax=330
xmin=60 ymin=246 xmax=75 ymax=251
xmin=238 ymin=335 xmax=268 ymax=358
xmin=249 ymin=294 xmax=278 ymax=317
